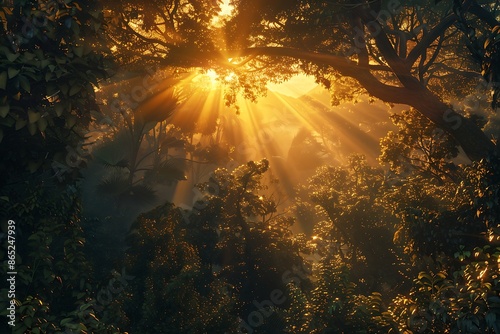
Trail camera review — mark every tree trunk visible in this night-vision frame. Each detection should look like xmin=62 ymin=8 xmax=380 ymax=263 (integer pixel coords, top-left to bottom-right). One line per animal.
xmin=405 ymin=88 xmax=495 ymax=161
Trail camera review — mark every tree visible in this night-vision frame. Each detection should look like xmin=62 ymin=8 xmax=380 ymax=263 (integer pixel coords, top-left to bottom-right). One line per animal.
xmin=0 ymin=1 xmax=123 ymax=332
xmin=124 ymin=160 xmax=307 ymax=333
xmin=0 ymin=0 xmax=109 ymax=185
xmin=106 ymin=0 xmax=500 ymax=161
xmin=305 ymin=155 xmax=402 ymax=292
xmin=380 ymin=108 xmax=461 ymax=183
xmin=93 ymin=84 xmax=185 ymax=207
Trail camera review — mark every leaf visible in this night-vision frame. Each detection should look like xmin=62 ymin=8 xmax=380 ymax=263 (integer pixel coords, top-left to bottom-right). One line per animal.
xmin=71 ymin=19 xmax=80 ymax=35
xmin=79 ymin=303 xmax=93 ymax=312
xmin=28 ymin=110 xmax=41 ymax=124
xmin=484 ymin=38 xmax=491 ymax=49
xmin=8 ymin=67 xmax=20 ymax=79
xmin=66 ymin=115 xmax=76 ymax=128
xmin=55 ymin=103 xmax=64 ymax=117
xmin=39 ymin=59 xmax=50 ymax=69
xmin=0 ymin=71 xmax=7 ymax=90
xmin=0 ymin=104 xmax=9 ymax=117
xmin=23 ymin=52 xmax=35 ymax=60
xmin=435 ymin=272 xmax=447 ymax=280
xmin=23 ymin=317 xmax=33 ymax=328
xmin=69 ymin=85 xmax=81 ymax=96
xmin=74 ymin=45 xmax=84 ymax=57
xmin=418 ymin=272 xmax=432 ymax=281
xmin=28 ymin=122 xmax=37 ymax=135
xmin=15 ymin=118 xmax=26 ymax=130
xmin=6 ymin=52 xmax=19 ymax=62
xmin=38 ymin=117 xmax=48 ymax=132
xmin=100 ymin=157 xmax=129 ymax=168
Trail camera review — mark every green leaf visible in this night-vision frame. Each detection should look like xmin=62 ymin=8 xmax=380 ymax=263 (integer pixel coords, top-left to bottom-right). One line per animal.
xmin=60 ymin=84 xmax=69 ymax=95
xmin=39 ymin=59 xmax=50 ymax=69
xmin=66 ymin=115 xmax=76 ymax=128
xmin=0 ymin=71 xmax=7 ymax=90
xmin=8 ymin=67 xmax=20 ymax=79
xmin=38 ymin=117 xmax=48 ymax=132
xmin=23 ymin=317 xmax=33 ymax=328
xmin=69 ymin=85 xmax=81 ymax=96
xmin=28 ymin=110 xmax=41 ymax=124
xmin=6 ymin=52 xmax=20 ymax=62
xmin=0 ymin=104 xmax=9 ymax=117
xmin=28 ymin=122 xmax=37 ymax=135
xmin=23 ymin=52 xmax=35 ymax=60
xmin=74 ymin=45 xmax=84 ymax=57
xmin=15 ymin=118 xmax=26 ymax=130
xmin=55 ymin=103 xmax=64 ymax=117
xmin=79 ymin=303 xmax=93 ymax=311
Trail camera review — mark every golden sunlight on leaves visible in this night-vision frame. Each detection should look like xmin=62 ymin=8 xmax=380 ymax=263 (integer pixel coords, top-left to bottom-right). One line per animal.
xmin=220 ymin=0 xmax=234 ymax=16
xmin=192 ymin=69 xmax=220 ymax=89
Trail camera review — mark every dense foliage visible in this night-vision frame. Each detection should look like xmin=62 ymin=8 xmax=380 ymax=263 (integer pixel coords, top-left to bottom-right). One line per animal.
xmin=1 ymin=0 xmax=500 ymax=333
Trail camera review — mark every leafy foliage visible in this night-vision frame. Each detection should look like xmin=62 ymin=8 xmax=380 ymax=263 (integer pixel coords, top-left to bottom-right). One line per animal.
xmin=305 ymin=155 xmax=402 ymax=291
xmin=123 ymin=160 xmax=307 ymax=333
xmin=0 ymin=0 xmax=109 ymax=184
xmin=0 ymin=183 xmax=124 ymax=333
xmin=380 ymin=108 xmax=460 ymax=183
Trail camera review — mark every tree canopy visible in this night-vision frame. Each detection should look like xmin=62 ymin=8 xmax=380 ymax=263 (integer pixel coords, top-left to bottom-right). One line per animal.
xmin=106 ymin=0 xmax=500 ymax=161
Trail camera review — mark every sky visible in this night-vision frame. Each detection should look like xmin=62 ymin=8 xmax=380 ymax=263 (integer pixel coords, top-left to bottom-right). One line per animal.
xmin=217 ymin=0 xmax=318 ymax=98
xmin=267 ymin=75 xmax=318 ymax=98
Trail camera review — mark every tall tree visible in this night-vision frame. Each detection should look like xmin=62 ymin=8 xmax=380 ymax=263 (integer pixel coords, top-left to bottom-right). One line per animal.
xmin=106 ymin=0 xmax=500 ymax=161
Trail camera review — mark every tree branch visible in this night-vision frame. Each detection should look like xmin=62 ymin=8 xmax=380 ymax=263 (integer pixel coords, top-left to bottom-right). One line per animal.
xmin=406 ymin=14 xmax=457 ymax=67
xmin=468 ymin=0 xmax=500 ymax=27
xmin=225 ymin=46 xmax=412 ymax=104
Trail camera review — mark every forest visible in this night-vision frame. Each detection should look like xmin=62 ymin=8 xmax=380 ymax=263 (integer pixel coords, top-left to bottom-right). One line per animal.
xmin=1 ymin=0 xmax=500 ymax=333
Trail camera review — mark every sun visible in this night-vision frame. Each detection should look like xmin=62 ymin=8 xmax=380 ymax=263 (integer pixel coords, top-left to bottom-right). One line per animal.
xmin=205 ymin=69 xmax=219 ymax=84
xmin=190 ymin=69 xmax=220 ymax=90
